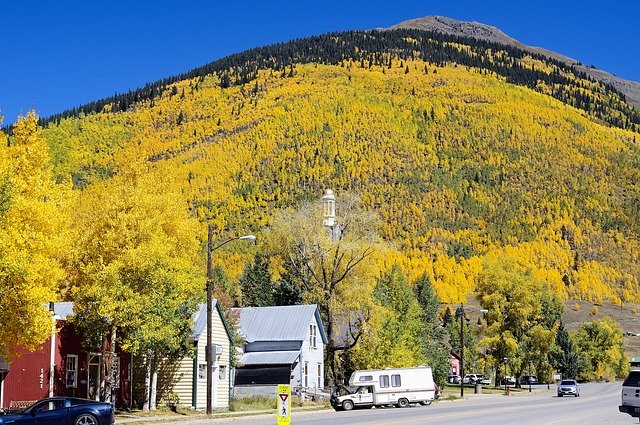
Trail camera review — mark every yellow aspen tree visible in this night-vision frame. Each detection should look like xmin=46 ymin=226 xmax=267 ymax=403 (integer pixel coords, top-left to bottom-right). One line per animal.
xmin=0 ymin=111 xmax=70 ymax=360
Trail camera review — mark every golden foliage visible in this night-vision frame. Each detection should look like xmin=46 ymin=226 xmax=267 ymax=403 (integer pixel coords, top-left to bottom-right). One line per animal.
xmin=36 ymin=58 xmax=640 ymax=305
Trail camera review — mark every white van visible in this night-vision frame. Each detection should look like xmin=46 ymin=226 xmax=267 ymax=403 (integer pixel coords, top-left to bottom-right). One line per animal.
xmin=330 ymin=366 xmax=436 ymax=411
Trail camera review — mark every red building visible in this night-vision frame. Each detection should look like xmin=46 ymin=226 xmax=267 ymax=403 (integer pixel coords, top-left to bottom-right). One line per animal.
xmin=0 ymin=303 xmax=132 ymax=410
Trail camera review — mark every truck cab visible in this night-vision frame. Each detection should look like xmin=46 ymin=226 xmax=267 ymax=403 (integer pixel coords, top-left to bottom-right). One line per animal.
xmin=620 ymin=370 xmax=640 ymax=418
xmin=331 ymin=385 xmax=375 ymax=411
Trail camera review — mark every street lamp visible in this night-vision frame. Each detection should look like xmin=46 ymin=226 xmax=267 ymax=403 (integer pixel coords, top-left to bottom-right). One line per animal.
xmin=206 ymin=224 xmax=256 ymax=415
xmin=457 ymin=304 xmax=488 ymax=398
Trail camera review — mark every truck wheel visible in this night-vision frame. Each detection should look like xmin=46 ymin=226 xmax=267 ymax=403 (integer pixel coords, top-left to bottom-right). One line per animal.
xmin=343 ymin=400 xmax=354 ymax=411
xmin=420 ymin=400 xmax=432 ymax=406
xmin=397 ymin=398 xmax=409 ymax=408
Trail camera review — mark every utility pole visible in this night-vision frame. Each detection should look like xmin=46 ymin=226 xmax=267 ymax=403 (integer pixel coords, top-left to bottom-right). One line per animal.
xmin=206 ymin=226 xmax=255 ymax=415
xmin=206 ymin=224 xmax=214 ymax=415
xmin=459 ymin=303 xmax=464 ymax=398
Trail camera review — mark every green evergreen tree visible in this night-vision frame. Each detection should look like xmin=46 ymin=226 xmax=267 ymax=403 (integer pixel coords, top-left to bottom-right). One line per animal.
xmin=273 ymin=273 xmax=302 ymax=306
xmin=554 ymin=322 xmax=580 ymax=379
xmin=239 ymin=253 xmax=274 ymax=306
xmin=442 ymin=307 xmax=453 ymax=327
xmin=413 ymin=273 xmax=448 ymax=384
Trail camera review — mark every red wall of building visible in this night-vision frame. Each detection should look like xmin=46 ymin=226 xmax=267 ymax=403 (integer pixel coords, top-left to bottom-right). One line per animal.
xmin=2 ymin=340 xmax=51 ymax=405
xmin=1 ymin=321 xmax=131 ymax=409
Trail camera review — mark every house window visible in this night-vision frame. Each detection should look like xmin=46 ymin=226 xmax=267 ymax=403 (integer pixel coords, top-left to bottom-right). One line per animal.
xmin=66 ymin=355 xmax=78 ymax=388
xmin=304 ymin=362 xmax=309 ymax=387
xmin=379 ymin=375 xmax=389 ymax=388
xmin=317 ymin=363 xmax=322 ymax=388
xmin=198 ymin=364 xmax=206 ymax=380
xmin=219 ymin=365 xmax=227 ymax=380
xmin=391 ymin=374 xmax=401 ymax=387
xmin=309 ymin=324 xmax=317 ymax=349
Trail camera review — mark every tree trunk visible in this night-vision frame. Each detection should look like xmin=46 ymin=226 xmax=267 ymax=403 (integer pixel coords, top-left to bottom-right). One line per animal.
xmin=150 ymin=354 xmax=158 ymax=410
xmin=105 ymin=326 xmax=117 ymax=404
xmin=143 ymin=350 xmax=152 ymax=412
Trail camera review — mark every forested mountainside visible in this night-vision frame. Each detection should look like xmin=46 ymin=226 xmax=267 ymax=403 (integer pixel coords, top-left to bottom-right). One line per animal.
xmin=41 ymin=28 xmax=640 ymax=132
xmin=391 ymin=16 xmax=640 ymax=108
xmin=33 ymin=28 xmax=640 ymax=305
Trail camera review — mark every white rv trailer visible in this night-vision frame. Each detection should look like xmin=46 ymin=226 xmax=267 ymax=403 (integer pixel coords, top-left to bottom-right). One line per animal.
xmin=330 ymin=366 xmax=436 ymax=411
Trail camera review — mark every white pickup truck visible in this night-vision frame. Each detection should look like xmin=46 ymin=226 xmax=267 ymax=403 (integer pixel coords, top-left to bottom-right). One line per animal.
xmin=619 ymin=370 xmax=640 ymax=418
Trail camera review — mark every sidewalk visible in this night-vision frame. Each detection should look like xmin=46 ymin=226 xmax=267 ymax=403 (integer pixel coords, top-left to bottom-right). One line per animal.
xmin=115 ymin=405 xmax=329 ymax=424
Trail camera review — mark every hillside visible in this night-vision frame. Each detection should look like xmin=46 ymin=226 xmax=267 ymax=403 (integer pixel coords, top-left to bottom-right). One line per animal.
xmin=391 ymin=16 xmax=640 ymax=108
xmin=33 ymin=26 xmax=640 ymax=305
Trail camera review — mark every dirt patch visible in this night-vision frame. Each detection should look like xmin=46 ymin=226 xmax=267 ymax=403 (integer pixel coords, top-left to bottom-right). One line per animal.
xmin=562 ymin=300 xmax=640 ymax=355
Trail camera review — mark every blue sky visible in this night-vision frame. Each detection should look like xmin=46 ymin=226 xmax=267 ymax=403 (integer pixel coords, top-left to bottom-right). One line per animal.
xmin=1 ymin=1 xmax=638 ymax=124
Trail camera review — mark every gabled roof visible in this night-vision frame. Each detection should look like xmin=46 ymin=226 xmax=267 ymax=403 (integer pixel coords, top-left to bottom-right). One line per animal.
xmin=235 ymin=304 xmax=327 ymax=344
xmin=191 ymin=301 xmax=232 ymax=343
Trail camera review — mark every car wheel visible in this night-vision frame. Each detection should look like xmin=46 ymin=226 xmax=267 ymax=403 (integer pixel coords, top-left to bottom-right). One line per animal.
xmin=397 ymin=398 xmax=409 ymax=408
xmin=420 ymin=400 xmax=432 ymax=406
xmin=74 ymin=414 xmax=98 ymax=425
xmin=342 ymin=400 xmax=354 ymax=411
xmin=574 ymin=394 xmax=578 ymax=397
xmin=558 ymin=394 xmax=563 ymax=397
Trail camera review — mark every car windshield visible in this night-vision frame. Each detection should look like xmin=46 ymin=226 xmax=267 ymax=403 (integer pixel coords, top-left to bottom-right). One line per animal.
xmin=560 ymin=380 xmax=575 ymax=385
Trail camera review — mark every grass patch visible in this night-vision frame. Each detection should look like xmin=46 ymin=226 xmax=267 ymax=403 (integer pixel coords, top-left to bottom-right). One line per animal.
xmin=229 ymin=395 xmax=327 ymax=412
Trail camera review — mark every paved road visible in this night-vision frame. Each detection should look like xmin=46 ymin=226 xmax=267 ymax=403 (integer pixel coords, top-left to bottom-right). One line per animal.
xmin=142 ymin=382 xmax=636 ymax=425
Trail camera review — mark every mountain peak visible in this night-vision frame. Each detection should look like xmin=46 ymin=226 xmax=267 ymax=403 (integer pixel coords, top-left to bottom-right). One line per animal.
xmin=391 ymin=15 xmax=515 ymax=45
xmin=389 ymin=16 xmax=640 ymax=107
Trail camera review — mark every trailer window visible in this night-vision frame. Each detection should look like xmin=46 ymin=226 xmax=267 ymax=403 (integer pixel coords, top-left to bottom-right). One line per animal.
xmin=391 ymin=374 xmax=401 ymax=387
xmin=359 ymin=375 xmax=373 ymax=382
xmin=379 ymin=375 xmax=390 ymax=388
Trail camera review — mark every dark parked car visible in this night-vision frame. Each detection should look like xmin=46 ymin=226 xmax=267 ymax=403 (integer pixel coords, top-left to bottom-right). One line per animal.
xmin=0 ymin=397 xmax=114 ymax=425
xmin=519 ymin=375 xmax=538 ymax=385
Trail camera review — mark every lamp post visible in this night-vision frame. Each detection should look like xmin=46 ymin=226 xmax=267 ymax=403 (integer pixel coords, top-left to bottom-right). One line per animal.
xmin=502 ymin=357 xmax=509 ymax=395
xmin=458 ymin=304 xmax=465 ymax=398
xmin=457 ymin=304 xmax=488 ymax=398
xmin=206 ymin=224 xmax=255 ymax=415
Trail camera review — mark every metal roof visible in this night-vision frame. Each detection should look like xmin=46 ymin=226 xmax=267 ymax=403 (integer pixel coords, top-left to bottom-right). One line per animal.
xmin=52 ymin=302 xmax=74 ymax=320
xmin=239 ymin=351 xmax=300 ymax=366
xmin=235 ymin=304 xmax=327 ymax=344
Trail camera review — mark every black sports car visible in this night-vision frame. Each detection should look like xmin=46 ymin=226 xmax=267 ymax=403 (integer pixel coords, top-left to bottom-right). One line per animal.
xmin=0 ymin=397 xmax=114 ymax=425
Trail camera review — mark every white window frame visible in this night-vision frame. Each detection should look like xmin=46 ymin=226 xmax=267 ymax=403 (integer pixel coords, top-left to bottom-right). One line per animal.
xmin=66 ymin=354 xmax=78 ymax=388
xmin=391 ymin=374 xmax=401 ymax=387
xmin=309 ymin=324 xmax=317 ymax=349
xmin=379 ymin=375 xmax=390 ymax=388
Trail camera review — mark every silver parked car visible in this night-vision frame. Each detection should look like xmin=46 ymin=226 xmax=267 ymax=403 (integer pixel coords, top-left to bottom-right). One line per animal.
xmin=557 ymin=379 xmax=580 ymax=397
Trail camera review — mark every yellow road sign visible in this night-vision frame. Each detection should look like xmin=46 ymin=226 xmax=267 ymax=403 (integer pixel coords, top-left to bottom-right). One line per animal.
xmin=277 ymin=384 xmax=291 ymax=425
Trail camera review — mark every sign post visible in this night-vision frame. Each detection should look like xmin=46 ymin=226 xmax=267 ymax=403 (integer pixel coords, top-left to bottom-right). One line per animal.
xmin=277 ymin=384 xmax=291 ymax=425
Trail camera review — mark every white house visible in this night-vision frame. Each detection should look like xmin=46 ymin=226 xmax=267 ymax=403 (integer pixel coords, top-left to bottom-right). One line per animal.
xmin=155 ymin=301 xmax=232 ymax=410
xmin=233 ymin=304 xmax=327 ymax=396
